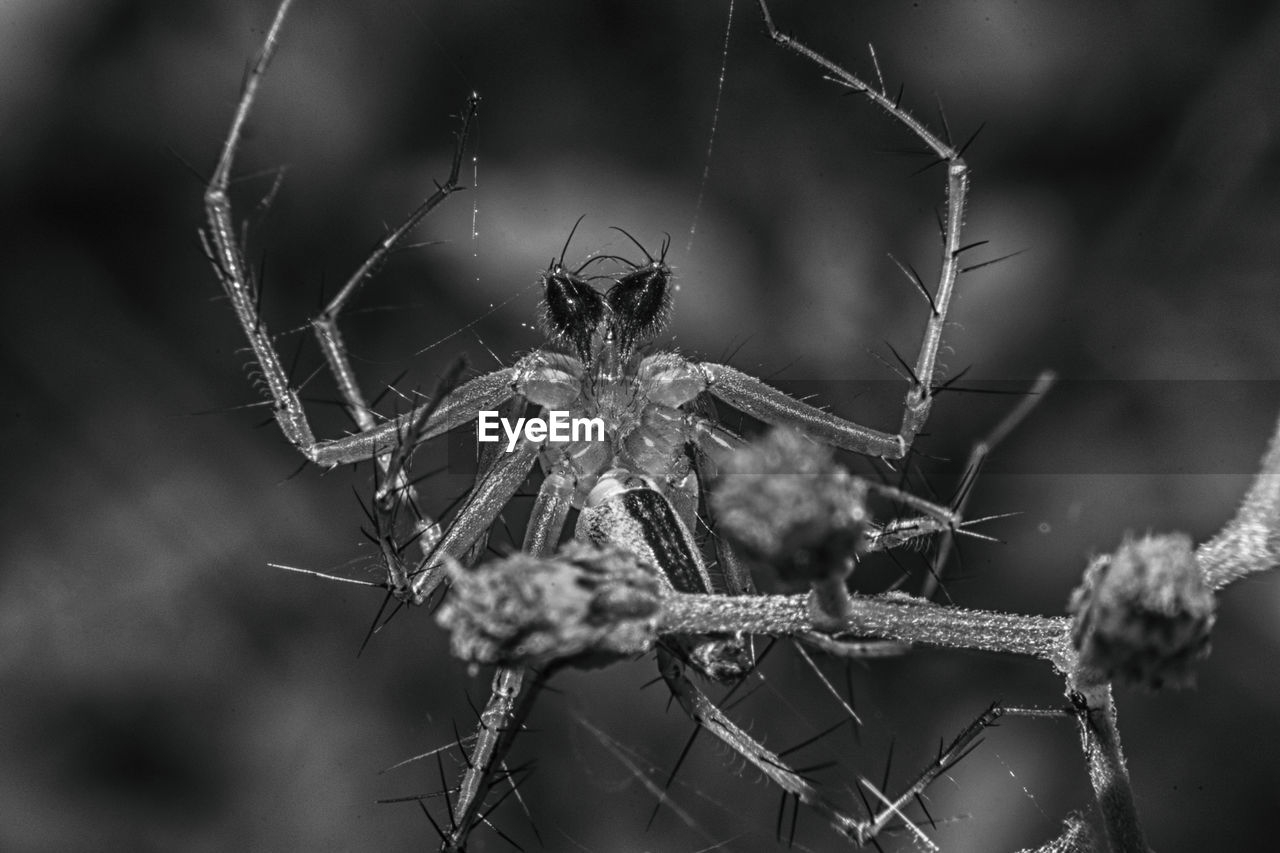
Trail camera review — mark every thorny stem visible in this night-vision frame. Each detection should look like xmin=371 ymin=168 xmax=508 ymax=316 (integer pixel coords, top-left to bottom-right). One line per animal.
xmin=658 ymin=590 xmax=1076 ymax=672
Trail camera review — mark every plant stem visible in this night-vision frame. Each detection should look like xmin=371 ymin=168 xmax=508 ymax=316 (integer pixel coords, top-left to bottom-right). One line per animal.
xmin=658 ymin=590 xmax=1075 ymax=670
xmin=1072 ymin=682 xmax=1148 ymax=853
xmin=1197 ymin=409 xmax=1280 ymax=591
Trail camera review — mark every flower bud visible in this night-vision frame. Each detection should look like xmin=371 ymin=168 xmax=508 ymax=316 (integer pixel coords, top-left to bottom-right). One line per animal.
xmin=1068 ymin=533 xmax=1214 ymax=689
xmin=711 ymin=428 xmax=868 ymax=583
xmin=437 ymin=543 xmax=661 ymax=668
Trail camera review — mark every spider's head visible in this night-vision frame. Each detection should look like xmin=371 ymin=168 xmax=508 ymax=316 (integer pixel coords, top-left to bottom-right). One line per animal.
xmin=539 ymin=234 xmax=673 ymax=363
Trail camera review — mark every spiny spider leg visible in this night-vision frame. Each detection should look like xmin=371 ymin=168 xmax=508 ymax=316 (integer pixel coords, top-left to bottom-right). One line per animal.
xmin=700 ymin=1 xmax=971 ymax=462
xmin=444 ymin=667 xmax=547 ymax=851
xmin=461 ymin=396 xmax=532 ymax=567
xmin=660 ymin=649 xmax=1003 ymax=848
xmin=441 ymin=467 xmax=575 ymax=850
xmin=375 ymin=392 xmax=527 ymax=601
xmin=409 ymin=439 xmax=540 ymax=604
xmin=655 ymin=646 xmax=865 ymax=840
xmin=201 ymin=0 xmax=511 ymax=475
xmin=689 ymin=395 xmax=757 ymax=598
xmin=314 ymin=95 xmax=477 ymax=563
xmin=857 ymin=703 xmax=1005 ymax=843
xmin=919 ymin=370 xmax=1057 ymax=597
xmin=311 ymin=94 xmax=478 ymax=438
xmin=369 ymin=362 xmax=470 ymax=595
xmin=316 ymin=370 xmax=517 ymax=467
xmin=202 ymin=0 xmax=311 ymax=453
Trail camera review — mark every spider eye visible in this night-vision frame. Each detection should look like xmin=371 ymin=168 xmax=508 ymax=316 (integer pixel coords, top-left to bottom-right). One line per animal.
xmin=606 ymin=261 xmax=672 ymax=351
xmin=541 ymin=266 xmax=606 ymax=359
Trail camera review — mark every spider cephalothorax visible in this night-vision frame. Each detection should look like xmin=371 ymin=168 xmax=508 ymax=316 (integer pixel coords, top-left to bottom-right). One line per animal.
xmin=523 ymin=230 xmax=703 ymax=508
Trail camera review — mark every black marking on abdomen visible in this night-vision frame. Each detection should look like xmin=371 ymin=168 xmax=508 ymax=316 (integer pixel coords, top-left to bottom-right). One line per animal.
xmin=578 ymin=485 xmax=712 ymax=595
xmin=618 ymin=489 xmax=710 ymax=595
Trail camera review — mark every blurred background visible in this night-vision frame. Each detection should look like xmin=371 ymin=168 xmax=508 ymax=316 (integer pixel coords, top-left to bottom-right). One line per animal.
xmin=3 ymin=0 xmax=1279 ymax=850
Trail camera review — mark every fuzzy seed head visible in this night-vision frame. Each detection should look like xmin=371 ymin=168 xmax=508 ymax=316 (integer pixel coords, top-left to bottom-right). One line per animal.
xmin=711 ymin=428 xmax=868 ymax=582
xmin=437 ymin=543 xmax=662 ymax=668
xmin=1068 ymin=532 xmax=1215 ymax=689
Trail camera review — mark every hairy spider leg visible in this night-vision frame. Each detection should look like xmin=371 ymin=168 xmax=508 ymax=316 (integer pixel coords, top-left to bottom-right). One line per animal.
xmin=309 ymin=92 xmax=478 ymax=437
xmin=311 ymin=94 xmax=478 ymax=568
xmin=313 ymin=370 xmax=517 ymax=468
xmin=689 ymin=394 xmax=758 ymax=597
xmin=659 ymin=643 xmax=1006 ymax=847
xmin=202 ymin=0 xmax=491 ymax=465
xmin=688 ymin=1 xmax=972 ymax=465
xmin=441 ymin=467 xmax=575 ymax=851
xmin=201 ymin=0 xmax=310 ymax=450
xmin=199 ymin=0 xmax=510 ymax=599
xmin=409 ymin=438 xmax=541 ymax=604
xmin=202 ymin=0 xmax=582 ymax=612
xmin=200 ymin=8 xmax=557 ymax=845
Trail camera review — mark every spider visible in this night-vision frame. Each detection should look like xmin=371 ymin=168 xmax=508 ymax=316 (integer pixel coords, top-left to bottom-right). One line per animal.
xmin=202 ymin=0 xmax=994 ymax=848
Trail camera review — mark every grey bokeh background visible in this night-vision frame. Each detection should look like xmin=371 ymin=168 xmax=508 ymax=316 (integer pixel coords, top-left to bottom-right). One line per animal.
xmin=3 ymin=0 xmax=1279 ymax=850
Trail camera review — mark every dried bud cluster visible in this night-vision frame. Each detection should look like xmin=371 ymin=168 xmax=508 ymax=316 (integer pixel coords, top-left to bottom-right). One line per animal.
xmin=1068 ymin=533 xmax=1215 ymax=689
xmin=437 ymin=543 xmax=662 ymax=668
xmin=711 ymin=428 xmax=868 ymax=583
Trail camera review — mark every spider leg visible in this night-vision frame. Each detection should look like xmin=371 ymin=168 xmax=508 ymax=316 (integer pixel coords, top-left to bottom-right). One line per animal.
xmin=443 ymin=467 xmax=575 ymax=851
xmin=307 ymin=368 xmax=514 ymax=467
xmin=460 ymin=396 xmax=531 ymax=566
xmin=655 ymin=645 xmax=867 ymax=842
xmin=369 ymin=362 xmax=468 ymax=595
xmin=201 ymin=0 xmax=496 ymax=472
xmin=863 ymin=373 xmax=1055 ymax=580
xmin=311 ymin=96 xmax=478 ymax=436
xmin=444 ymin=666 xmax=547 ymax=853
xmin=408 ymin=437 xmax=541 ymax=604
xmin=311 ymin=94 xmax=476 ymax=566
xmin=521 ymin=467 xmax=576 ymax=558
xmin=698 ymin=362 xmax=907 ymax=459
xmin=660 ymin=643 xmax=1002 ymax=847
xmin=704 ymin=3 xmax=971 ymax=463
xmin=856 ymin=480 xmax=966 ymax=555
xmin=696 ymin=394 xmax=752 ymax=594
xmin=372 ymin=392 xmax=526 ymax=598
xmin=918 ymin=370 xmax=1056 ymax=597
xmin=202 ymin=0 xmax=312 ymax=455
xmin=684 ymin=399 xmax=762 ymax=683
